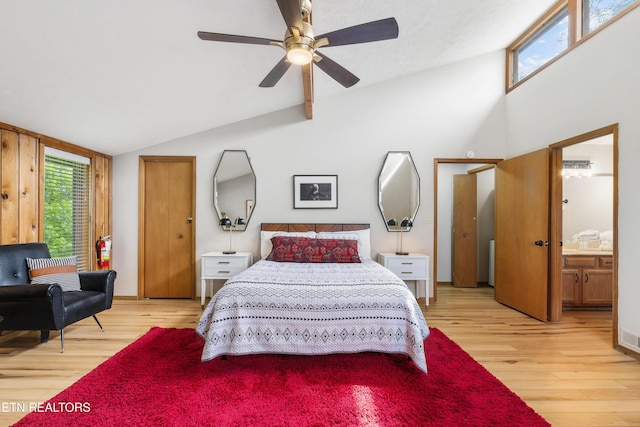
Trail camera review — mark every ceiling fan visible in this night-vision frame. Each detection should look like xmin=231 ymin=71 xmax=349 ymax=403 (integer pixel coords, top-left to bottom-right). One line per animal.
xmin=197 ymin=0 xmax=399 ymax=118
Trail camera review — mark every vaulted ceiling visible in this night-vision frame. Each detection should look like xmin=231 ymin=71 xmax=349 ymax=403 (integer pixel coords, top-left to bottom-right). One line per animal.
xmin=0 ymin=1 xmax=556 ymax=156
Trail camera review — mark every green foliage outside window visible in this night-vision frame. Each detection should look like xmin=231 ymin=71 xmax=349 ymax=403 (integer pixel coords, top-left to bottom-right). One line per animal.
xmin=44 ymin=154 xmax=90 ymax=270
xmin=44 ymin=160 xmax=74 ymax=257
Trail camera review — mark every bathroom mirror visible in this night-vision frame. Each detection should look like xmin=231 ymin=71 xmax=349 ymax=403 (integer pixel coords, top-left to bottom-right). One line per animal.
xmin=378 ymin=151 xmax=420 ymax=231
xmin=213 ymin=150 xmax=256 ymax=231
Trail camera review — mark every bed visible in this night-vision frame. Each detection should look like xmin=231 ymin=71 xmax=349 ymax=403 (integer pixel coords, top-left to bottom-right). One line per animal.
xmin=196 ymin=223 xmax=430 ymax=374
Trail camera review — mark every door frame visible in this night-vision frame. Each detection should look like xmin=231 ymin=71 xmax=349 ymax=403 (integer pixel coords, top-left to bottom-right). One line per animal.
xmin=433 ymin=158 xmax=502 ymax=302
xmin=549 ymin=124 xmax=618 ymax=336
xmin=138 ymin=156 xmax=196 ymax=299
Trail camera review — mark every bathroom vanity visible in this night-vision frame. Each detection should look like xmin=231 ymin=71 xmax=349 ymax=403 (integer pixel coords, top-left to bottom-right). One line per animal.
xmin=561 ymin=250 xmax=613 ymax=308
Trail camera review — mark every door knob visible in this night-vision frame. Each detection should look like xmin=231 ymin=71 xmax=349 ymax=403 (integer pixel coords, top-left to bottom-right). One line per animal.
xmin=534 ymin=240 xmax=550 ymax=246
xmin=177 ymin=234 xmax=184 ymax=239
xmin=187 ymin=217 xmax=193 ymax=224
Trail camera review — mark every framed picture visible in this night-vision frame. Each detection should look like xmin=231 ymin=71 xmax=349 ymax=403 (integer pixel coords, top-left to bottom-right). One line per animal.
xmin=293 ymin=175 xmax=338 ymax=209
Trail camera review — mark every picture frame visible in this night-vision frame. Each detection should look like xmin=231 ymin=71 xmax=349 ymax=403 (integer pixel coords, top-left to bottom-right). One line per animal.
xmin=293 ymin=175 xmax=338 ymax=209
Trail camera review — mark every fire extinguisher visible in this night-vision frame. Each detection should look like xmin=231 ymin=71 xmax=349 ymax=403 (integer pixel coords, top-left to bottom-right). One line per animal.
xmin=96 ymin=235 xmax=111 ymax=268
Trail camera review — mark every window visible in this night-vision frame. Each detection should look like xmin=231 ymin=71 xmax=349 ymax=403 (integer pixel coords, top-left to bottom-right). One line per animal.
xmin=507 ymin=0 xmax=639 ymax=89
xmin=44 ymin=148 xmax=91 ymax=271
xmin=583 ymin=0 xmax=637 ymax=34
xmin=515 ymin=7 xmax=569 ymax=83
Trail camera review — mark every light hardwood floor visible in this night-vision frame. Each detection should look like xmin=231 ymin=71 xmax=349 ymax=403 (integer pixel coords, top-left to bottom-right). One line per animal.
xmin=1 ymin=284 xmax=639 ymax=426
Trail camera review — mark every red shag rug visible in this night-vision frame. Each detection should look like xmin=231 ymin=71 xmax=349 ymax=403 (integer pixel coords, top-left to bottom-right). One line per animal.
xmin=13 ymin=327 xmax=549 ymax=427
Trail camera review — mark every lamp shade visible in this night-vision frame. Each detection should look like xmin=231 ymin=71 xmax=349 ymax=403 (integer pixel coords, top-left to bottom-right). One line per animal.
xmin=400 ymin=217 xmax=413 ymax=228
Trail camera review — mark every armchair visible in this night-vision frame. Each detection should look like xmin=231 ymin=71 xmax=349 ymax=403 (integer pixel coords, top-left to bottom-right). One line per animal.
xmin=0 ymin=242 xmax=116 ymax=352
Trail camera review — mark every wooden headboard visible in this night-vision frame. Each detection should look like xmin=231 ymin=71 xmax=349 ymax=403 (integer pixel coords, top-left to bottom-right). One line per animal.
xmin=261 ymin=223 xmax=370 ymax=232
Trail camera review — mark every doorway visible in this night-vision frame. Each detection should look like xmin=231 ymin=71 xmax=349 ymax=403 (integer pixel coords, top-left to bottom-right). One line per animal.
xmin=138 ymin=156 xmax=196 ymax=299
xmin=550 ymin=125 xmax=618 ymax=338
xmin=433 ymin=158 xmax=501 ymax=301
xmin=433 ymin=125 xmax=618 ymax=334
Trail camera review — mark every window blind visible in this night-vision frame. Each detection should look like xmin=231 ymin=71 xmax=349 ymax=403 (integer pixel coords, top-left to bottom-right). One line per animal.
xmin=44 ymin=153 xmax=91 ymax=271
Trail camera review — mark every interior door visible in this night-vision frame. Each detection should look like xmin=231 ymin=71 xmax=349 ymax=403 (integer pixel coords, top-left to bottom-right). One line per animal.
xmin=494 ymin=148 xmax=550 ymax=321
xmin=140 ymin=157 xmax=195 ymax=299
xmin=453 ymin=174 xmax=477 ymax=287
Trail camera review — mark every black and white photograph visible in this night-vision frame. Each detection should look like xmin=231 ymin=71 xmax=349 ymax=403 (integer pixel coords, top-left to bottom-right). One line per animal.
xmin=293 ymin=175 xmax=338 ymax=209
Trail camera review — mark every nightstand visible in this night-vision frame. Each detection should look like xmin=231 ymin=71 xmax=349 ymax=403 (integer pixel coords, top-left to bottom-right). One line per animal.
xmin=378 ymin=252 xmax=429 ymax=305
xmin=200 ymin=251 xmax=253 ymax=307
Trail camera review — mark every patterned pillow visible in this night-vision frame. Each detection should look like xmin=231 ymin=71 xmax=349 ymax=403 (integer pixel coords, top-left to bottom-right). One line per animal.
xmin=260 ymin=230 xmax=316 ymax=259
xmin=26 ymin=256 xmax=81 ymax=292
xmin=266 ymin=237 xmax=361 ymax=263
xmin=316 ymin=230 xmax=371 ymax=259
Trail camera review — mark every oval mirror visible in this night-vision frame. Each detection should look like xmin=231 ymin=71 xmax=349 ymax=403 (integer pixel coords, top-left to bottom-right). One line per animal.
xmin=378 ymin=151 xmax=420 ymax=231
xmin=213 ymin=150 xmax=256 ymax=231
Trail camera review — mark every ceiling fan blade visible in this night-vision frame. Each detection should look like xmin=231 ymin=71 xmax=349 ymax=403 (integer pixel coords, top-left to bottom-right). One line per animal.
xmin=259 ymin=56 xmax=293 ymax=87
xmin=276 ymin=0 xmax=303 ymax=30
xmin=313 ymin=53 xmax=360 ymax=88
xmin=316 ymin=17 xmax=399 ymax=47
xmin=198 ymin=31 xmax=279 ymax=46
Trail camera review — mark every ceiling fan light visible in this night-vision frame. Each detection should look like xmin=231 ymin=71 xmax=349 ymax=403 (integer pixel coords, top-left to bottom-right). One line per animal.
xmin=287 ymin=45 xmax=313 ymax=65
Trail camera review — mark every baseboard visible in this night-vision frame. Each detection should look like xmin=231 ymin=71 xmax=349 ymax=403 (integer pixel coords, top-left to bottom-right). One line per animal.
xmin=616 ymin=344 xmax=640 ymax=362
xmin=113 ymin=295 xmax=138 ymax=300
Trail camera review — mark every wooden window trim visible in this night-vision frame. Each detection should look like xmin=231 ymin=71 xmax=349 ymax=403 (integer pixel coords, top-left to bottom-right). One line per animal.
xmin=506 ymin=0 xmax=640 ymax=92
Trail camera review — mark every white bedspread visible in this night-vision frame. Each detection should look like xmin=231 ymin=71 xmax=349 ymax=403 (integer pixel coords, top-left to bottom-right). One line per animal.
xmin=196 ymin=259 xmax=430 ymax=373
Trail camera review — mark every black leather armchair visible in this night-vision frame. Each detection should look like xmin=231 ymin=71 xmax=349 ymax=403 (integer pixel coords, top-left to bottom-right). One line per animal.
xmin=0 ymin=242 xmax=116 ymax=351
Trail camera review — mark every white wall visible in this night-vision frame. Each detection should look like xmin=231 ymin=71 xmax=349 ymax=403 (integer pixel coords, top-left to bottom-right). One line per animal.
xmin=506 ymin=8 xmax=640 ymax=346
xmin=112 ymin=50 xmax=507 ymax=299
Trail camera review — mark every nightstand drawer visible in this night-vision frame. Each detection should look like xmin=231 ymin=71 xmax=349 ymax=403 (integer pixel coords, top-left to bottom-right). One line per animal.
xmin=204 ymin=266 xmax=245 ymax=278
xmin=385 ymin=257 xmax=428 ymax=279
xmin=203 ymin=257 xmax=248 ymax=275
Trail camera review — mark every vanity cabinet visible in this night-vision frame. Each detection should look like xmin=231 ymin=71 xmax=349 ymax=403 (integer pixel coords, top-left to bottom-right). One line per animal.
xmin=562 ymin=254 xmax=612 ymax=308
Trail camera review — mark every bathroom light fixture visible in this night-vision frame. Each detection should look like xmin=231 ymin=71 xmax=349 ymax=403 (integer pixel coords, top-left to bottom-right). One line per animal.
xmin=562 ymin=160 xmax=592 ymax=179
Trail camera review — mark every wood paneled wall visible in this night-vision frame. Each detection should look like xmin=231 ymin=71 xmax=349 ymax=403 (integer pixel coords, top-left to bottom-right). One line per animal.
xmin=0 ymin=123 xmax=112 ymax=270
xmin=1 ymin=130 xmax=39 ymax=244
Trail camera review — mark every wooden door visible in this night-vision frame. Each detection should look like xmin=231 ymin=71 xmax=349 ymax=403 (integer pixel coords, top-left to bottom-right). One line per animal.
xmin=494 ymin=149 xmax=549 ymax=321
xmin=139 ymin=157 xmax=195 ymax=299
xmin=453 ymin=174 xmax=477 ymax=287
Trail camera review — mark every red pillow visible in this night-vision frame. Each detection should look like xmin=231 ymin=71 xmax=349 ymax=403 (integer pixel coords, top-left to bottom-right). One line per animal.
xmin=266 ymin=236 xmax=361 ymax=263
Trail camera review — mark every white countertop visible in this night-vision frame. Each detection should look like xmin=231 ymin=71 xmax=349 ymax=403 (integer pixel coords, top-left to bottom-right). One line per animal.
xmin=562 ymin=249 xmax=613 ymax=256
